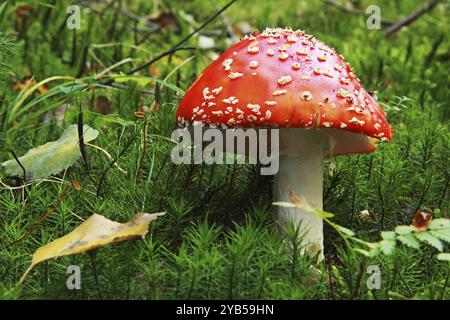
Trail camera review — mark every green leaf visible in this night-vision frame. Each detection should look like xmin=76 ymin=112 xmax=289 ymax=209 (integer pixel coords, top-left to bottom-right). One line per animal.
xmin=429 ymin=219 xmax=450 ymax=230
xmin=10 ymin=76 xmax=75 ymax=122
xmin=381 ymin=231 xmax=396 ymax=240
xmin=354 ymin=248 xmax=371 ymax=257
xmin=94 ymin=114 xmax=135 ymax=127
xmin=415 ymin=232 xmax=443 ymax=251
xmin=335 ymin=225 xmax=355 ymax=237
xmin=111 ymin=74 xmax=153 ymax=87
xmin=155 ymin=79 xmax=185 ymax=96
xmin=110 ymin=74 xmax=185 ymax=95
xmin=395 ymin=225 xmax=413 ymax=235
xmin=368 ymin=244 xmax=382 ymax=257
xmin=397 ymin=234 xmax=421 ymax=249
xmin=436 ymin=253 xmax=450 ymax=261
xmin=2 ymin=125 xmax=99 ymax=179
xmin=315 ymin=209 xmax=335 ymax=219
xmin=430 ymin=229 xmax=450 ymax=243
xmin=379 ymin=240 xmax=396 ymax=255
xmin=59 ymin=83 xmax=88 ymax=94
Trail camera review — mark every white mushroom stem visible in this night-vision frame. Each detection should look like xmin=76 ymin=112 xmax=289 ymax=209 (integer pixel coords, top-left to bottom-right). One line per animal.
xmin=273 ymin=129 xmax=329 ymax=262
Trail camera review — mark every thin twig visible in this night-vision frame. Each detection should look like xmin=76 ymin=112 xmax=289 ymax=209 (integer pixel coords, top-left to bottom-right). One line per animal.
xmin=96 ymin=133 xmax=137 ymax=197
xmin=323 ymin=0 xmax=394 ymax=26
xmin=385 ymin=0 xmax=442 ymax=37
xmin=85 ymin=142 xmax=128 ymax=174
xmin=0 ymin=178 xmax=70 ymax=190
xmin=125 ymin=0 xmax=237 ymax=76
xmin=77 ymin=107 xmax=89 ymax=171
xmin=126 ymin=47 xmax=196 ymax=76
xmin=95 ymin=57 xmax=133 ymax=80
xmin=9 ymin=150 xmax=26 ymax=178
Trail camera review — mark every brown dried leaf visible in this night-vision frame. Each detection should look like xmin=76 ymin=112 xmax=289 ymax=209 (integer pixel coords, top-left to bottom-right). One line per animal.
xmin=13 ymin=77 xmax=48 ymax=95
xmin=288 ymin=190 xmax=303 ymax=207
xmin=149 ymin=11 xmax=178 ymax=30
xmin=19 ymin=212 xmax=165 ymax=284
xmin=411 ymin=211 xmax=432 ymax=232
xmin=93 ymin=96 xmax=112 ymax=115
xmin=151 ymin=102 xmax=160 ymax=113
xmin=70 ymin=180 xmax=81 ymax=191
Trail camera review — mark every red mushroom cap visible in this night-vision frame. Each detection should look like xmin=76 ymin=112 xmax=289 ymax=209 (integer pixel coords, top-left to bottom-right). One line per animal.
xmin=176 ymin=27 xmax=393 ymax=149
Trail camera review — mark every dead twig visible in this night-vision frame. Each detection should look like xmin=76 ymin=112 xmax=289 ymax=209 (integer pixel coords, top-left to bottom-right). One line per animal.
xmin=385 ymin=0 xmax=442 ymax=37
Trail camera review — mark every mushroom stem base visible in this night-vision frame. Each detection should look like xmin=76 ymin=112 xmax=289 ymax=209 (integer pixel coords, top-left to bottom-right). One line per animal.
xmin=273 ymin=151 xmax=325 ymax=262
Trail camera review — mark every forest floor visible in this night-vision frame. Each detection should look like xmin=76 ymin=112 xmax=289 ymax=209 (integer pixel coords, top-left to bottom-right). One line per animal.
xmin=0 ymin=0 xmax=448 ymax=299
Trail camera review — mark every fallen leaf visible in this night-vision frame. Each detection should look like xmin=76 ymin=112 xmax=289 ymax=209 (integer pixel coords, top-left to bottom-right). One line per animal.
xmin=93 ymin=96 xmax=112 ymax=115
xmin=13 ymin=76 xmax=48 ymax=95
xmin=71 ymin=180 xmax=81 ymax=191
xmin=2 ymin=125 xmax=99 ymax=179
xmin=149 ymin=11 xmax=178 ymax=30
xmin=20 ymin=212 xmax=166 ymax=283
xmin=14 ymin=5 xmax=35 ymax=28
xmin=14 ymin=5 xmax=34 ymax=18
xmin=411 ymin=211 xmax=432 ymax=232
xmin=149 ymin=64 xmax=161 ymax=78
xmin=150 ymin=102 xmax=160 ymax=113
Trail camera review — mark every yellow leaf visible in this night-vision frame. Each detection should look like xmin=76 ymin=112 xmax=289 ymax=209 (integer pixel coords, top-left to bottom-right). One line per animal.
xmin=19 ymin=212 xmax=165 ymax=284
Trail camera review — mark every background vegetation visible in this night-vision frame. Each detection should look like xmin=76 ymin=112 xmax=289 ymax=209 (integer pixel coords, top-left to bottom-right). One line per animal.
xmin=0 ymin=0 xmax=448 ymax=299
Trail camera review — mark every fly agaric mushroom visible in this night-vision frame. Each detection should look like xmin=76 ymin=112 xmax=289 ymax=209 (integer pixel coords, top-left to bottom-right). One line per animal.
xmin=176 ymin=27 xmax=393 ymax=261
